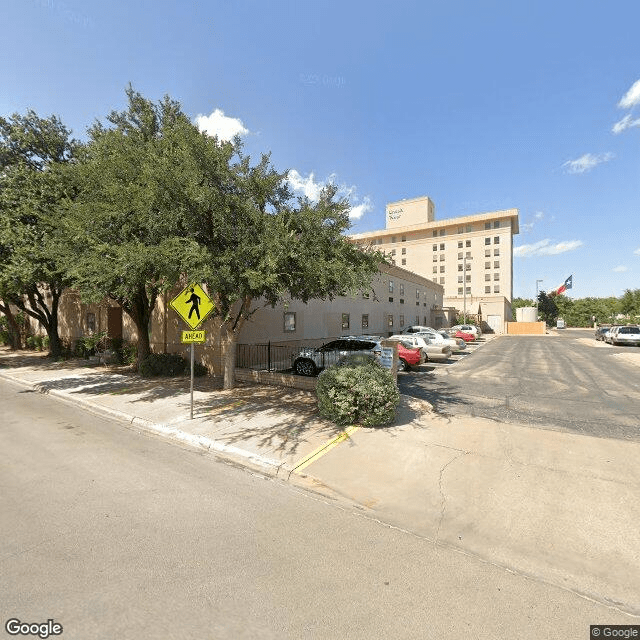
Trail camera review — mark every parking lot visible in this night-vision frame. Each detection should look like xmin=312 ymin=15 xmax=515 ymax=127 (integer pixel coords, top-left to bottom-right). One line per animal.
xmin=398 ymin=329 xmax=640 ymax=442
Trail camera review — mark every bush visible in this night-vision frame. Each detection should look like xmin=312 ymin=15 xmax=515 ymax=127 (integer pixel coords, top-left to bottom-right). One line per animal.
xmin=316 ymin=361 xmax=400 ymax=427
xmin=139 ymin=352 xmax=208 ymax=377
xmin=110 ymin=338 xmax=137 ymax=365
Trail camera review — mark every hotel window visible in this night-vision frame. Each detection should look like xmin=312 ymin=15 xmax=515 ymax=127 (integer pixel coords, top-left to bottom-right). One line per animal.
xmin=342 ymin=313 xmax=350 ymax=330
xmin=416 ymin=290 xmax=420 ymax=300
xmin=283 ymin=312 xmax=296 ymax=332
xmin=439 ymin=265 xmax=445 ymax=273
xmin=465 ymin=263 xmax=471 ymax=270
xmin=494 ymin=236 xmax=500 ymax=244
xmin=433 ymin=244 xmax=437 ymax=251
xmin=440 ymin=254 xmax=445 ymax=261
xmin=485 ymin=249 xmax=491 ymax=257
xmin=485 ymin=237 xmax=491 ymax=245
xmin=494 ymin=285 xmax=500 ymax=293
xmin=415 ymin=315 xmax=420 ymax=324
xmin=433 ymin=255 xmax=438 ymax=262
xmin=390 ymin=249 xmax=396 ymax=255
xmin=485 ymin=222 xmax=491 ymax=230
xmin=458 ymin=287 xmax=463 ymax=295
xmin=458 ymin=275 xmax=463 ymax=283
xmin=458 ymin=241 xmax=463 ymax=248
xmin=494 ymin=273 xmax=500 ymax=281
xmin=401 ymin=247 xmax=406 ymax=255
xmin=458 ymin=264 xmax=463 ymax=272
xmin=389 ymin=281 xmax=394 ymax=293
xmin=439 ymin=277 xmax=445 ymax=285
xmin=458 ymin=252 xmax=463 ymax=260
xmin=388 ymin=314 xmax=394 ymax=328
xmin=485 ymin=273 xmax=490 ymax=281
xmin=439 ymin=243 xmax=445 ymax=251
xmin=400 ymin=315 xmax=405 ymax=327
xmin=362 ymin=314 xmax=369 ymax=329
xmin=465 ymin=274 xmax=471 ymax=282
xmin=485 ymin=261 xmax=491 ymax=269
xmin=433 ymin=230 xmax=438 ymax=237
xmin=494 ymin=248 xmax=500 ymax=256
xmin=494 ymin=261 xmax=500 ymax=268
xmin=485 ymin=286 xmax=491 ymax=293
xmin=389 ymin=297 xmax=394 ymax=302
xmin=401 ymin=235 xmax=406 ymax=242
xmin=392 ymin=236 xmax=396 ymax=243
xmin=466 ymin=240 xmax=471 ymax=247
xmin=457 ymin=226 xmax=463 ymax=234
xmin=439 ymin=229 xmax=445 ymax=236
xmin=433 ymin=266 xmax=438 ymax=273
xmin=400 ymin=284 xmax=404 ymax=295
xmin=401 ymin=259 xmax=406 ymax=265
xmin=494 ymin=220 xmax=500 ymax=228
xmin=466 ymin=225 xmax=472 ymax=232
xmin=466 ymin=287 xmax=471 ymax=294
xmin=465 ymin=251 xmax=471 ymax=258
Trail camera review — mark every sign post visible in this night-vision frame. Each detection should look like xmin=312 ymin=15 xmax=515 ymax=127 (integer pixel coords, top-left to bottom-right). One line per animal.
xmin=170 ymin=284 xmax=215 ymax=419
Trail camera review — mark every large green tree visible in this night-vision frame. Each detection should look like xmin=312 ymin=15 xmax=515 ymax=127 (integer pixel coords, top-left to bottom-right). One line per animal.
xmin=0 ymin=110 xmax=79 ymax=357
xmin=537 ymin=291 xmax=558 ymax=324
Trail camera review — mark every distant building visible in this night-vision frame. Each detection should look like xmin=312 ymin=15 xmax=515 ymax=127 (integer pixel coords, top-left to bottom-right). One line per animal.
xmin=350 ymin=196 xmax=519 ymax=332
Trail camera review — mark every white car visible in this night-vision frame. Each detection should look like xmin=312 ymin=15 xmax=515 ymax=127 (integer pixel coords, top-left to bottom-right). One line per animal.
xmin=609 ymin=325 xmax=640 ymax=346
xmin=389 ymin=334 xmax=451 ymax=362
xmin=411 ymin=329 xmax=462 ymax=351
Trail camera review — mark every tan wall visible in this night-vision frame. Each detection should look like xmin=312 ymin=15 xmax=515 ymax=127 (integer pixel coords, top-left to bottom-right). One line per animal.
xmin=386 ymin=196 xmax=435 ymax=229
xmin=506 ymin=321 xmax=546 ymax=335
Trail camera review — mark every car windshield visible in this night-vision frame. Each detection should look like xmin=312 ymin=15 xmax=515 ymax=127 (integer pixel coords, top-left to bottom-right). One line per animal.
xmin=618 ymin=327 xmax=639 ymax=334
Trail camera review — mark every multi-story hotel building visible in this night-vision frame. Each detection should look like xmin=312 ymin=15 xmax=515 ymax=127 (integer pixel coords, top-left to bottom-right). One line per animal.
xmin=350 ymin=196 xmax=520 ymax=333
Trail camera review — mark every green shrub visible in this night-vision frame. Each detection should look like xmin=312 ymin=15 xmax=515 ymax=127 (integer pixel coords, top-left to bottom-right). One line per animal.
xmin=316 ymin=361 xmax=400 ymax=427
xmin=25 ymin=336 xmax=37 ymax=350
xmin=33 ymin=336 xmax=43 ymax=351
xmin=139 ymin=352 xmax=208 ymax=377
xmin=110 ymin=338 xmax=137 ymax=365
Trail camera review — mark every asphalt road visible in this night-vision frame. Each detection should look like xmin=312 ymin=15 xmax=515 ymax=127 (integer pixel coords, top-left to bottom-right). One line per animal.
xmin=399 ymin=331 xmax=640 ymax=441
xmin=1 ymin=379 xmax=633 ymax=639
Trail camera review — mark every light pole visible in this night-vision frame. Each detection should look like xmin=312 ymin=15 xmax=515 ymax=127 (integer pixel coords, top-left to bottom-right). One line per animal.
xmin=463 ymin=255 xmax=473 ymax=324
xmin=535 ymin=279 xmax=543 ymax=319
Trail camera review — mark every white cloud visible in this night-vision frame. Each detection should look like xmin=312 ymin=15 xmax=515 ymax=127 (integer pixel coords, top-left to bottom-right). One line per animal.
xmin=514 ymin=238 xmax=583 ymax=257
xmin=618 ymin=79 xmax=640 ymax=109
xmin=562 ymin=152 xmax=614 ymax=174
xmin=287 ymin=170 xmax=373 ymax=220
xmin=534 ymin=211 xmax=544 ymax=219
xmin=522 ymin=222 xmax=535 ymax=232
xmin=612 ymin=265 xmax=628 ymax=272
xmin=612 ymin=114 xmax=640 ymax=134
xmin=194 ymin=109 xmax=249 ymax=141
xmin=634 ymin=248 xmax=640 ymax=256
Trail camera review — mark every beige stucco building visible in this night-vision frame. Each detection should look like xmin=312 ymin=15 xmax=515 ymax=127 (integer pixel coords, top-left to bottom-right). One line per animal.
xmin=350 ymin=196 xmax=519 ymax=333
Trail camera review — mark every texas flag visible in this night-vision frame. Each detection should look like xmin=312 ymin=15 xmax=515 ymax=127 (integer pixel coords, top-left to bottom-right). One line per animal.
xmin=552 ymin=275 xmax=573 ymax=296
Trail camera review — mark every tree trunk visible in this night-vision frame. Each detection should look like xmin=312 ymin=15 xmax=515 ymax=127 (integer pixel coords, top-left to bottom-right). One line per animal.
xmin=221 ymin=326 xmax=237 ymax=390
xmin=46 ymin=296 xmax=62 ymax=358
xmin=0 ymin=301 xmax=23 ymax=350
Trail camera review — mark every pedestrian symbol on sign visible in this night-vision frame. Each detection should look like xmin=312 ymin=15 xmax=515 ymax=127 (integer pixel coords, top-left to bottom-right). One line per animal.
xmin=169 ymin=283 xmax=214 ymax=330
xmin=187 ymin=287 xmax=201 ymax=321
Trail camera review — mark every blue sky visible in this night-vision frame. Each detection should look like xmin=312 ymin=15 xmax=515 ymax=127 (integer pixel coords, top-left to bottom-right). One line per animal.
xmin=3 ymin=0 xmax=639 ymax=299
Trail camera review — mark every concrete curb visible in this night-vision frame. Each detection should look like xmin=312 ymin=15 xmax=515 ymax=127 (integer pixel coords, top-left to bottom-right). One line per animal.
xmin=0 ymin=371 xmax=285 ymax=475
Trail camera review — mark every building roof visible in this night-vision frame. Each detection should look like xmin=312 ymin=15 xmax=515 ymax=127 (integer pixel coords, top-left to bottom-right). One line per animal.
xmin=351 ymin=208 xmax=520 ymax=238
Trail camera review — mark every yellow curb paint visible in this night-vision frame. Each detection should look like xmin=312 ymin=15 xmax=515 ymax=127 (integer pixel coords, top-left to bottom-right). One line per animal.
xmin=292 ymin=426 xmax=359 ymax=472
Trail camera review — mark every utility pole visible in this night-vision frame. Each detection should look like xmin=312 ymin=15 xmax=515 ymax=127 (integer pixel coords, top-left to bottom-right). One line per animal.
xmin=463 ymin=255 xmax=473 ymax=324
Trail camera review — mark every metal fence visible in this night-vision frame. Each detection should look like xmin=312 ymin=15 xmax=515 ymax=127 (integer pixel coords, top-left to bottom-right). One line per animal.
xmin=236 ymin=338 xmax=332 ymax=371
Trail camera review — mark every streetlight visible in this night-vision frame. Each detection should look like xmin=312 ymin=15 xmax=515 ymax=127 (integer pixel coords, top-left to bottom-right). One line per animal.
xmin=535 ymin=279 xmax=543 ymax=319
xmin=463 ymin=255 xmax=473 ymax=324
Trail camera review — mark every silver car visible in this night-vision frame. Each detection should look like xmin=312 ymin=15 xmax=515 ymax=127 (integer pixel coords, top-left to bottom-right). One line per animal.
xmin=292 ymin=338 xmax=383 ymax=376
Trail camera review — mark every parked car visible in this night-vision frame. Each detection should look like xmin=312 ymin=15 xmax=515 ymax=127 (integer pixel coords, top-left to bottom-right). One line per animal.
xmin=603 ymin=326 xmax=619 ymax=344
xmin=449 ymin=324 xmax=482 ymax=338
xmin=401 ymin=325 xmax=436 ymax=335
xmin=389 ymin=335 xmax=451 ymax=363
xmin=437 ymin=330 xmax=466 ymax=350
xmin=609 ymin=325 xmax=640 ymax=346
xmin=594 ymin=326 xmax=610 ymax=341
xmin=452 ymin=330 xmax=475 ymax=342
xmin=383 ymin=338 xmax=423 ymax=371
xmin=292 ymin=338 xmax=384 ymax=376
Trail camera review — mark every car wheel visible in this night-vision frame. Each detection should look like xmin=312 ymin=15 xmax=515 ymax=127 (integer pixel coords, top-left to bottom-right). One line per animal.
xmin=399 ymin=358 xmax=411 ymax=372
xmin=295 ymin=359 xmax=317 ymax=377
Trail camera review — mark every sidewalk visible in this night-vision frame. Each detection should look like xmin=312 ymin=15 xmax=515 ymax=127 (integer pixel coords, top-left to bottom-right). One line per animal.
xmin=2 ymin=348 xmax=639 ymax=617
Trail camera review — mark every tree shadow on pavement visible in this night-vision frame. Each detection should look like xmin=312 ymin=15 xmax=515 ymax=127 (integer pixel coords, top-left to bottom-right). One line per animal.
xmin=398 ymin=374 xmax=473 ymax=418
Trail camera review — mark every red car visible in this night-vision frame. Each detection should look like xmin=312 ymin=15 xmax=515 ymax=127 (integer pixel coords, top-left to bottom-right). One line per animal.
xmin=386 ymin=338 xmax=423 ymax=371
xmin=453 ymin=330 xmax=475 ymax=342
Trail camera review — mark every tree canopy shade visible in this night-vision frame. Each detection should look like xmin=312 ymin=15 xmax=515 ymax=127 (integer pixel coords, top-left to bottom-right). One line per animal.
xmin=65 ymin=87 xmax=385 ymax=384
xmin=0 ymin=110 xmax=80 ymax=356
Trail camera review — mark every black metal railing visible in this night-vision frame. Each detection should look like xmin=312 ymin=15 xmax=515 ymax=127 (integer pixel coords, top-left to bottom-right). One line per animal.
xmin=236 ymin=338 xmax=331 ymax=371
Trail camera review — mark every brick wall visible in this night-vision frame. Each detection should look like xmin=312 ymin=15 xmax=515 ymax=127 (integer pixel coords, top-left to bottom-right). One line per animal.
xmin=234 ymin=368 xmax=318 ymax=391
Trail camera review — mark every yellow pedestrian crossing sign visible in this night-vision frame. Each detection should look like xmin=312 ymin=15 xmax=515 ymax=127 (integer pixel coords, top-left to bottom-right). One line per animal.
xmin=169 ymin=283 xmax=215 ymax=330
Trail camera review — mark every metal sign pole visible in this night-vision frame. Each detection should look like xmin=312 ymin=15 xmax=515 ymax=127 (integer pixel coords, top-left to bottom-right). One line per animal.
xmin=190 ymin=342 xmax=194 ymax=420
